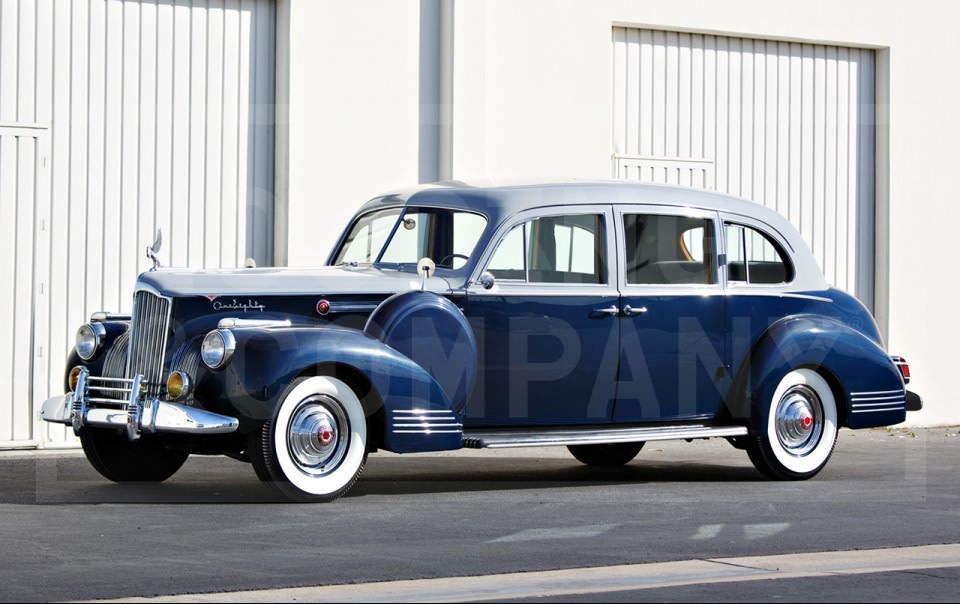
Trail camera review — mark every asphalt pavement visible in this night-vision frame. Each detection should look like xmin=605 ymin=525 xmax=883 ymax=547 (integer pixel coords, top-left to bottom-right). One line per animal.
xmin=0 ymin=426 xmax=958 ymax=602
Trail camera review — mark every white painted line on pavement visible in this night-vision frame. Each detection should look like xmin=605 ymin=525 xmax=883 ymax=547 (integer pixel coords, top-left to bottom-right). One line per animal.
xmin=87 ymin=543 xmax=960 ymax=603
xmin=487 ymin=524 xmax=618 ymax=543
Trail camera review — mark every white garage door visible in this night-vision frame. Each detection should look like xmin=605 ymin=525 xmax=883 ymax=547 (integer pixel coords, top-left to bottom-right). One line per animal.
xmin=612 ymin=28 xmax=876 ymax=308
xmin=0 ymin=0 xmax=276 ymax=448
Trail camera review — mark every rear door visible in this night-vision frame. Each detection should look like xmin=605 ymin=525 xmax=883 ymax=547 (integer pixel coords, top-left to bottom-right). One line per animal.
xmin=612 ymin=205 xmax=727 ymax=422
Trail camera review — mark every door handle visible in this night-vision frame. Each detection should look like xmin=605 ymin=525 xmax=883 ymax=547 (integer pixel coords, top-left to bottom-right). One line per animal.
xmin=592 ymin=306 xmax=620 ymax=317
xmin=622 ymin=305 xmax=648 ymax=317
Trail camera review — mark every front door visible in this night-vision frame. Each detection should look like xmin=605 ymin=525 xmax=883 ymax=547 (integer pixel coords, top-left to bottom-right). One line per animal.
xmin=464 ymin=206 xmax=621 ymax=427
xmin=612 ymin=205 xmax=727 ymax=422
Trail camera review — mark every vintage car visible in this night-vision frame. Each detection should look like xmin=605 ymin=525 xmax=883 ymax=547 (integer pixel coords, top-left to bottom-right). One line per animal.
xmin=41 ymin=180 xmax=920 ymax=502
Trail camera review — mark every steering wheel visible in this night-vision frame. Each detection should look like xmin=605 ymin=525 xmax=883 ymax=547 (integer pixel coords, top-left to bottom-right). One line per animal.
xmin=436 ymin=253 xmax=469 ymax=268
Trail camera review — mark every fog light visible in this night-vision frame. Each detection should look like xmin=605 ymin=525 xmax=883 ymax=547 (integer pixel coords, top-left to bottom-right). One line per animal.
xmin=167 ymin=371 xmax=192 ymax=400
xmin=69 ymin=366 xmax=83 ymax=392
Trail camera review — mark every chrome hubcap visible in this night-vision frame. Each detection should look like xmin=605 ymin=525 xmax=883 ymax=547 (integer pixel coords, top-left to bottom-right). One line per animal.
xmin=287 ymin=395 xmax=349 ymax=477
xmin=775 ymin=384 xmax=824 ymax=457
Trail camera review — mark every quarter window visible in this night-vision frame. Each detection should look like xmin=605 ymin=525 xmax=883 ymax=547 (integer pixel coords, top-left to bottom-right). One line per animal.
xmin=487 ymin=214 xmax=606 ymax=284
xmin=623 ymin=214 xmax=717 ymax=285
xmin=725 ymin=224 xmax=792 ymax=284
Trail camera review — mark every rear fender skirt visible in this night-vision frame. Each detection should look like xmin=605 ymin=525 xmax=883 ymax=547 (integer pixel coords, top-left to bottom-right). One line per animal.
xmin=192 ymin=325 xmax=460 ymax=453
xmin=732 ymin=315 xmax=906 ymax=433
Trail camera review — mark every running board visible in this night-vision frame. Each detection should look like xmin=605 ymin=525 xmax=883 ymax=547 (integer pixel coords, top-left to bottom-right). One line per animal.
xmin=462 ymin=424 xmax=748 ymax=449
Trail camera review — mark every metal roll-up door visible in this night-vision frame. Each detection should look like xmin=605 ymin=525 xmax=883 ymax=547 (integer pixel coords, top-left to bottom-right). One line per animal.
xmin=613 ymin=28 xmax=876 ymax=309
xmin=0 ymin=0 xmax=276 ymax=447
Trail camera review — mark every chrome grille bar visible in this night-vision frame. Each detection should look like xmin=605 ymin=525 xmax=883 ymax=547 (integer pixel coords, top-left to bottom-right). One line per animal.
xmin=126 ymin=287 xmax=173 ymax=396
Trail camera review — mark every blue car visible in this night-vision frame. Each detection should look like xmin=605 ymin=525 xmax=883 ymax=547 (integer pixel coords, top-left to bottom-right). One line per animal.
xmin=41 ymin=181 xmax=920 ymax=502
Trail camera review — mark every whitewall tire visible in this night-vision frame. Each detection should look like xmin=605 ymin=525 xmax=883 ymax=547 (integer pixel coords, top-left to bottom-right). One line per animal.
xmin=250 ymin=376 xmax=368 ymax=502
xmin=746 ymin=368 xmax=838 ymax=480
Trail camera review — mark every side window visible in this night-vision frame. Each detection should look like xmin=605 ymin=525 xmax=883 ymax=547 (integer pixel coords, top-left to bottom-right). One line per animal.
xmin=623 ymin=214 xmax=716 ymax=285
xmin=486 ymin=214 xmax=607 ymax=284
xmin=487 ymin=223 xmax=526 ymax=280
xmin=725 ymin=223 xmax=792 ymax=284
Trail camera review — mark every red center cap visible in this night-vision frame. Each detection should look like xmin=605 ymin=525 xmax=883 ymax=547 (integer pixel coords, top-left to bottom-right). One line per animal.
xmin=316 ymin=299 xmax=331 ymax=315
xmin=801 ymin=414 xmax=813 ymax=430
xmin=318 ymin=427 xmax=335 ymax=446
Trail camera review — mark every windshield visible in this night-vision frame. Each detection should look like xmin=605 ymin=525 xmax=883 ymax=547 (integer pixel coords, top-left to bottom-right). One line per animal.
xmin=334 ymin=207 xmax=487 ymax=270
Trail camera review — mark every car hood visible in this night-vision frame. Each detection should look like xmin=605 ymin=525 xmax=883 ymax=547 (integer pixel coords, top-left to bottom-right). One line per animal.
xmin=137 ymin=265 xmax=462 ymax=297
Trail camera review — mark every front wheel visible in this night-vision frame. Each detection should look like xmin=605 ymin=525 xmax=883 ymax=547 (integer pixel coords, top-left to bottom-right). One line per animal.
xmin=250 ymin=376 xmax=368 ymax=503
xmin=746 ymin=368 xmax=838 ymax=480
xmin=80 ymin=429 xmax=189 ymax=482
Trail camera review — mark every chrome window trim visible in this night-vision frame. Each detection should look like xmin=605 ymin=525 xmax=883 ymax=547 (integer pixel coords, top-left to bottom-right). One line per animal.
xmin=470 ymin=204 xmax=617 ymax=292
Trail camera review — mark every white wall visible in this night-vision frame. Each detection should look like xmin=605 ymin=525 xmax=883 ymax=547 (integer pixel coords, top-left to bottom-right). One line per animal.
xmin=277 ymin=0 xmax=422 ymax=267
xmin=280 ymin=0 xmax=960 ymax=426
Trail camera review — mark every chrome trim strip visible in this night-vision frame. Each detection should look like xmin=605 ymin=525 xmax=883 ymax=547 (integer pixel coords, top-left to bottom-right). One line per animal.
xmin=851 ymin=406 xmax=905 ymax=414
xmin=852 ymin=400 xmax=907 ymax=408
xmin=392 ymin=423 xmax=463 ymax=429
xmin=391 ymin=410 xmax=456 ymax=415
xmin=218 ymin=318 xmax=292 ymax=329
xmin=850 ymin=389 xmax=905 ymax=396
xmin=393 ymin=429 xmax=463 ymax=434
xmin=328 ymin=303 xmax=379 ymax=313
xmin=852 ymin=395 xmax=908 ymax=403
xmin=91 ymin=312 xmax=132 ymax=322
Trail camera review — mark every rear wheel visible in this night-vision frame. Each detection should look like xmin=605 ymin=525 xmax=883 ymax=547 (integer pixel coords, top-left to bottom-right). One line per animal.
xmin=250 ymin=376 xmax=367 ymax=503
xmin=567 ymin=442 xmax=644 ymax=467
xmin=746 ymin=368 xmax=838 ymax=480
xmin=80 ymin=429 xmax=189 ymax=482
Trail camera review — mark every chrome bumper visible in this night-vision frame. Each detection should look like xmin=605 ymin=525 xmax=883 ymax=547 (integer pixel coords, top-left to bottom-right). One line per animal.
xmin=40 ymin=368 xmax=239 ymax=441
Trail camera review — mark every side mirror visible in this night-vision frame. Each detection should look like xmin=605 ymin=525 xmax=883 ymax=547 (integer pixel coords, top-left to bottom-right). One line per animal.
xmin=478 ymin=271 xmax=496 ymax=290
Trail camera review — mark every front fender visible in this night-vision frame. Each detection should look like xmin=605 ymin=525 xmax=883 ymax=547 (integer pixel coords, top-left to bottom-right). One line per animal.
xmin=735 ymin=315 xmax=906 ymax=433
xmin=193 ymin=324 xmax=460 ymax=453
xmin=61 ymin=320 xmax=130 ymax=391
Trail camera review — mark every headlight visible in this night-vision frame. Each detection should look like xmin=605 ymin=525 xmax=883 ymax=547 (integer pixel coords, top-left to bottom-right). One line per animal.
xmin=76 ymin=323 xmax=105 ymax=360
xmin=201 ymin=329 xmax=236 ymax=370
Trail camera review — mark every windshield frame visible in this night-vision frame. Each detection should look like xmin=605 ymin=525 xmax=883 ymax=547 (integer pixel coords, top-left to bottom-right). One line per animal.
xmin=331 ymin=205 xmax=490 ymax=273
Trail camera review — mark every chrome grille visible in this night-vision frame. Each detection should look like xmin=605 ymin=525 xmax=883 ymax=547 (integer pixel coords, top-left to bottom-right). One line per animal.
xmin=126 ymin=288 xmax=173 ymax=396
xmin=102 ymin=330 xmax=131 ymax=380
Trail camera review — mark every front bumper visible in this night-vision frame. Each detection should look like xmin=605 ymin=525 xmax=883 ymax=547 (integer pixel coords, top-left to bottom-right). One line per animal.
xmin=40 ymin=368 xmax=239 ymax=441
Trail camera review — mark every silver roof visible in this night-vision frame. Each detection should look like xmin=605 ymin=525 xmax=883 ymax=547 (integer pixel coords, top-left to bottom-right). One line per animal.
xmin=357 ymin=179 xmax=828 ymax=292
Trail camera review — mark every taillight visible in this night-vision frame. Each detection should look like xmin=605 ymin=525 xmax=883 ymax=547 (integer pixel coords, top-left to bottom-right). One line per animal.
xmin=892 ymin=356 xmax=910 ymax=384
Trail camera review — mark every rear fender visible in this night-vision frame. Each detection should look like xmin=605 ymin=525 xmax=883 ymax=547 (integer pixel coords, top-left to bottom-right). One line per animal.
xmin=734 ymin=315 xmax=906 ymax=433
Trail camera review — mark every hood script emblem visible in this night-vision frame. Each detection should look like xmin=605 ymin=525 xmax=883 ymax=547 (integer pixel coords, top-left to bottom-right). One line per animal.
xmin=212 ymin=299 xmax=266 ymax=313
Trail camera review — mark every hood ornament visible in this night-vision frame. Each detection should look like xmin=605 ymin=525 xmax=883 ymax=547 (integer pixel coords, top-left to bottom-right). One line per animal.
xmin=146 ymin=229 xmax=163 ymax=271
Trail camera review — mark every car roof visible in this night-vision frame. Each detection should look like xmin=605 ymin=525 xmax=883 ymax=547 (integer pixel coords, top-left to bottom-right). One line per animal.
xmin=353 ymin=179 xmax=828 ymax=292
xmin=362 ymin=179 xmax=789 ymax=231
